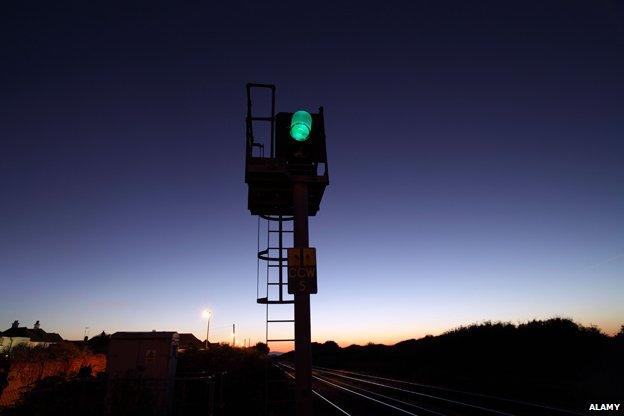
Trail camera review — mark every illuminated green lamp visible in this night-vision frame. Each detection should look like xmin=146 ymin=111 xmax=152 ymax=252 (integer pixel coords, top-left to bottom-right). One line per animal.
xmin=290 ymin=110 xmax=312 ymax=141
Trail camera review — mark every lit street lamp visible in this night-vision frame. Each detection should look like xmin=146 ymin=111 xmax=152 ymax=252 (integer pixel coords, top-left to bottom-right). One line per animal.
xmin=202 ymin=309 xmax=211 ymax=348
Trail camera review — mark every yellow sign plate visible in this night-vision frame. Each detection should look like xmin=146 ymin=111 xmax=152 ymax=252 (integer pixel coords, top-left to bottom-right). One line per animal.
xmin=287 ymin=247 xmax=317 ymax=294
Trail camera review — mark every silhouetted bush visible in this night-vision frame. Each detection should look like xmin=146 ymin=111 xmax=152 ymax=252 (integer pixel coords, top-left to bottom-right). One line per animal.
xmin=9 ymin=342 xmax=82 ymax=364
xmin=1 ymin=373 xmax=106 ymax=416
xmin=85 ymin=332 xmax=111 ymax=355
xmin=253 ymin=342 xmax=270 ymax=355
xmin=177 ymin=343 xmax=267 ymax=414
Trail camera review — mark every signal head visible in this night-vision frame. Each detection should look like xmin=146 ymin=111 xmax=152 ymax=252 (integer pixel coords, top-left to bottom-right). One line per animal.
xmin=290 ymin=110 xmax=312 ymax=141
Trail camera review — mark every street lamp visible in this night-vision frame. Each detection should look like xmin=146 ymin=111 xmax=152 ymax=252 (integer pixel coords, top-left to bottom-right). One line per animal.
xmin=202 ymin=309 xmax=211 ymax=348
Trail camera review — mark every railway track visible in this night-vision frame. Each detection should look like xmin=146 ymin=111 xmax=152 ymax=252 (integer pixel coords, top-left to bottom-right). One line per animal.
xmin=275 ymin=363 xmax=589 ymax=416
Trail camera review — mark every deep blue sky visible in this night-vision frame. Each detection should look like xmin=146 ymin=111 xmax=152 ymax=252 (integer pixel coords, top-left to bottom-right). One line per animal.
xmin=1 ymin=1 xmax=623 ymax=346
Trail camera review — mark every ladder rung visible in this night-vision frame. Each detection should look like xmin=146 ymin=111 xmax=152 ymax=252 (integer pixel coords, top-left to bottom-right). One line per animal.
xmin=257 ymin=298 xmax=294 ymax=304
xmin=268 ymin=230 xmax=294 ymax=233
xmin=268 ymin=320 xmax=294 ymax=323
xmin=258 ymin=253 xmax=287 ymax=261
xmin=268 ymin=264 xmax=287 ymax=268
xmin=247 ymin=82 xmax=275 ymax=89
xmin=267 ymin=282 xmax=286 ymax=285
xmin=260 ymin=215 xmax=294 ymax=222
xmin=267 ymin=339 xmax=295 ymax=342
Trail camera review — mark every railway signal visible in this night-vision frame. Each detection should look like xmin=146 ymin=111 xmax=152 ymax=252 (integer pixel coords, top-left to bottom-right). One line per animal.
xmin=245 ymin=83 xmax=329 ymax=416
xmin=275 ymin=110 xmax=327 ymax=164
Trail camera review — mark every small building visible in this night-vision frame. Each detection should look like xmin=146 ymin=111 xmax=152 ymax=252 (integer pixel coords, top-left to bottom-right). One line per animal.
xmin=106 ymin=331 xmax=179 ymax=416
xmin=0 ymin=320 xmax=63 ymax=353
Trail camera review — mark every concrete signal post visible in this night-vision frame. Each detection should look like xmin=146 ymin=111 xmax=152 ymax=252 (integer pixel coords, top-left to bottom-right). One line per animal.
xmin=244 ymin=84 xmax=328 ymax=416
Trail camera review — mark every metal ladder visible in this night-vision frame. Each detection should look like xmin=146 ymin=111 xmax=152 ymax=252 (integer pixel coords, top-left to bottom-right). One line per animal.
xmin=247 ymin=84 xmax=296 ymax=414
xmin=257 ymin=214 xmax=296 ymax=415
xmin=257 ymin=214 xmax=295 ymax=329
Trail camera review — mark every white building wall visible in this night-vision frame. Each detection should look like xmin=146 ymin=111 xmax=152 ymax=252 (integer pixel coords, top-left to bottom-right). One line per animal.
xmin=0 ymin=336 xmax=31 ymax=353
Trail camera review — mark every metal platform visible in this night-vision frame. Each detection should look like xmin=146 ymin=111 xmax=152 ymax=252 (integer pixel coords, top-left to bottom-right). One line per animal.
xmin=246 ymin=157 xmax=328 ymax=217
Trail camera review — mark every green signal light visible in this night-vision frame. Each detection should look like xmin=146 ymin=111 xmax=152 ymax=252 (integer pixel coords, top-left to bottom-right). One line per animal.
xmin=290 ymin=110 xmax=312 ymax=141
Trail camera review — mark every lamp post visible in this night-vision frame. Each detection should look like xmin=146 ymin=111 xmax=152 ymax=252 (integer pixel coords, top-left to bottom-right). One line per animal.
xmin=202 ymin=309 xmax=211 ymax=348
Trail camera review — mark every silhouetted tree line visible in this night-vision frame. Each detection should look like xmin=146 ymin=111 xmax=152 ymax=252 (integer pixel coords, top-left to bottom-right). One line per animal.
xmin=84 ymin=331 xmax=111 ymax=354
xmin=280 ymin=318 xmax=624 ymax=408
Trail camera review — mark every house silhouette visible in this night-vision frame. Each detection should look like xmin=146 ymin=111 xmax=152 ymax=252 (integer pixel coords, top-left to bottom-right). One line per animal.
xmin=0 ymin=320 xmax=63 ymax=352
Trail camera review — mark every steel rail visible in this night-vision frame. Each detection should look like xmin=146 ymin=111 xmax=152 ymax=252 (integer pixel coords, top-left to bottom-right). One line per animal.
xmin=279 ymin=362 xmax=445 ymax=416
xmin=312 ymin=375 xmax=421 ymax=416
xmin=276 ymin=363 xmax=353 ymax=416
xmin=314 ymin=366 xmax=586 ymax=416
xmin=312 ymin=367 xmax=518 ymax=416
xmin=312 ymin=372 xmax=448 ymax=416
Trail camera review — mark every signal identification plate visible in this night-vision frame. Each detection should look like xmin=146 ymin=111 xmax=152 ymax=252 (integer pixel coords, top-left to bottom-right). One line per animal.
xmin=287 ymin=247 xmax=318 ymax=294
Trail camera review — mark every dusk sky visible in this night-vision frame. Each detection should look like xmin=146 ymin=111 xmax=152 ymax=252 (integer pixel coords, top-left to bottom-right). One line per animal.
xmin=2 ymin=1 xmax=623 ymax=349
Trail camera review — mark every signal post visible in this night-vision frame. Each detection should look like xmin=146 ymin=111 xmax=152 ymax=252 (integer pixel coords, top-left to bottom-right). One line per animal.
xmin=293 ymin=182 xmax=313 ymax=415
xmin=245 ymin=84 xmax=328 ymax=416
